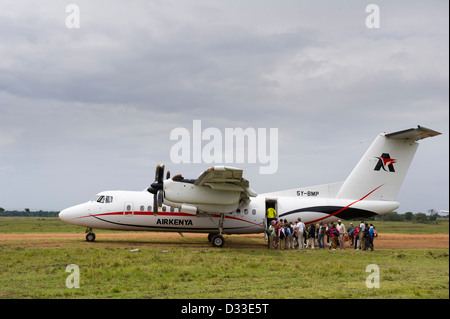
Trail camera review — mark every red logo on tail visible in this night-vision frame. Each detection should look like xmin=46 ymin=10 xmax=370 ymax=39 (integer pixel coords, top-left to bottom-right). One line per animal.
xmin=374 ymin=153 xmax=396 ymax=172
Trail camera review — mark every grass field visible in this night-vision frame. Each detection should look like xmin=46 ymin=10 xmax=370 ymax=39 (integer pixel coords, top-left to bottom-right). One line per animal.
xmin=0 ymin=217 xmax=448 ymax=299
xmin=0 ymin=246 xmax=448 ymax=299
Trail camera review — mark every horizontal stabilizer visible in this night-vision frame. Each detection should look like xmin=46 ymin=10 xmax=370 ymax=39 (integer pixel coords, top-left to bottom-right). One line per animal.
xmin=385 ymin=126 xmax=441 ymax=141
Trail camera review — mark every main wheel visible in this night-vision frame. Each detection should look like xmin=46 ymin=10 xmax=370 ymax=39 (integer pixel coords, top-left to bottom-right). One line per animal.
xmin=86 ymin=232 xmax=96 ymax=242
xmin=211 ymin=234 xmax=225 ymax=248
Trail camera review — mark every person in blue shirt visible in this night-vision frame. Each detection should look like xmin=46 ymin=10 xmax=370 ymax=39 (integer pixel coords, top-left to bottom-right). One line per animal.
xmin=368 ymin=224 xmax=375 ymax=251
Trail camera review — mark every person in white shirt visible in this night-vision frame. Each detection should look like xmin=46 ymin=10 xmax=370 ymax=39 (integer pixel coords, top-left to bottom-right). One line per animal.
xmin=337 ymin=220 xmax=346 ymax=249
xmin=358 ymin=221 xmax=366 ymax=250
xmin=296 ymin=218 xmax=306 ymax=250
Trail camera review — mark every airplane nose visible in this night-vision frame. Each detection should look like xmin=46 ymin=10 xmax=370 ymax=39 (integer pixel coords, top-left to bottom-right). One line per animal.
xmin=59 ymin=205 xmax=83 ymax=223
xmin=59 ymin=202 xmax=91 ymax=226
xmin=59 ymin=208 xmax=72 ymax=222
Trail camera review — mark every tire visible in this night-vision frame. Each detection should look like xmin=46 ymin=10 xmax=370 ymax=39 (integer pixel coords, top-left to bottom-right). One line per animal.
xmin=211 ymin=235 xmax=225 ymax=248
xmin=86 ymin=232 xmax=96 ymax=242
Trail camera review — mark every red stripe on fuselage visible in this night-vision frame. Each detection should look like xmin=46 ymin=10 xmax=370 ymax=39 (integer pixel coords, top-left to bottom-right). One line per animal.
xmin=305 ymin=184 xmax=384 ymax=224
xmin=75 ymin=211 xmax=263 ymax=227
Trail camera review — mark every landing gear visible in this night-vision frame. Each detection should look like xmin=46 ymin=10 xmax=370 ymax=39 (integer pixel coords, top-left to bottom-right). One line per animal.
xmin=85 ymin=228 xmax=96 ymax=242
xmin=210 ymin=234 xmax=225 ymax=248
xmin=209 ymin=213 xmax=226 ymax=248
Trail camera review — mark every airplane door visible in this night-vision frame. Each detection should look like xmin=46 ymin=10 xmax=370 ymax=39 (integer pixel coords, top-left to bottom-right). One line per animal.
xmin=124 ymin=202 xmax=134 ymax=217
xmin=265 ymin=198 xmax=278 ymax=227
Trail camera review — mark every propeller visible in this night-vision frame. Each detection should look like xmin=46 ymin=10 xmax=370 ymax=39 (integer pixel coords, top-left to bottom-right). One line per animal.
xmin=147 ymin=164 xmax=166 ymax=215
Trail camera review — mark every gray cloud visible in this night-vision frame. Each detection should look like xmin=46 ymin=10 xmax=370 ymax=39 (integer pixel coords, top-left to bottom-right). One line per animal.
xmin=0 ymin=0 xmax=448 ymax=213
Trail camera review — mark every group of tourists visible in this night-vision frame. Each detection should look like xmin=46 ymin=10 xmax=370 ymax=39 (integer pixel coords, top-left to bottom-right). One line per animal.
xmin=266 ymin=217 xmax=378 ymax=251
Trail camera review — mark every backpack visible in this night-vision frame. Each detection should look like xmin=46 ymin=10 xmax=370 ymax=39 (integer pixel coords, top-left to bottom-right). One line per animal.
xmin=279 ymin=227 xmax=285 ymax=239
xmin=373 ymin=229 xmax=378 ymax=237
xmin=285 ymin=226 xmax=291 ymax=237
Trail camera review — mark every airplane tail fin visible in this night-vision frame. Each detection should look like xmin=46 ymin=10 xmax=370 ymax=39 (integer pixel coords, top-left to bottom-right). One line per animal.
xmin=336 ymin=126 xmax=441 ymax=201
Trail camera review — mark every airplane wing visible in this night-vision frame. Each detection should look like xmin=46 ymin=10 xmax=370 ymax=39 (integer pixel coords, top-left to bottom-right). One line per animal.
xmin=195 ymin=166 xmax=257 ymax=198
xmin=162 ymin=166 xmax=257 ymax=215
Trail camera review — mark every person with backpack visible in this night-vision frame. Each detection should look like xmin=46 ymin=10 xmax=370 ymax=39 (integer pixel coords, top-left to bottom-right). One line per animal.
xmin=347 ymin=223 xmax=355 ymax=246
xmin=317 ymin=222 xmax=325 ymax=249
xmin=353 ymin=226 xmax=360 ymax=249
xmin=306 ymin=223 xmax=316 ymax=249
xmin=363 ymin=223 xmax=370 ymax=250
xmin=329 ymin=223 xmax=339 ymax=250
xmin=284 ymin=219 xmax=293 ymax=250
xmin=278 ymin=220 xmax=286 ymax=250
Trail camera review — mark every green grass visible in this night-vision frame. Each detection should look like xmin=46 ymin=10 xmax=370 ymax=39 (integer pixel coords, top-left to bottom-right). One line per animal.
xmin=0 ymin=246 xmax=448 ymax=299
xmin=0 ymin=217 xmax=448 ymax=299
xmin=0 ymin=217 xmax=118 ymax=233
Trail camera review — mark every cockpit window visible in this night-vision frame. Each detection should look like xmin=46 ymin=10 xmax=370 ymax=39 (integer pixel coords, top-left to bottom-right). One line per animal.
xmin=94 ymin=195 xmax=113 ymax=203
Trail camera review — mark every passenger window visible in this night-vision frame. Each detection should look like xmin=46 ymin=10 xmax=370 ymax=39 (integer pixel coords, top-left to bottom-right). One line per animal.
xmin=170 ymin=207 xmax=174 ymax=212
xmin=126 ymin=205 xmax=131 ymax=211
xmin=236 ymin=209 xmax=241 ymax=214
xmin=140 ymin=205 xmax=144 ymax=211
xmin=162 ymin=206 xmax=166 ymax=212
xmin=148 ymin=206 xmax=152 ymax=212
xmin=244 ymin=209 xmax=248 ymax=215
xmin=252 ymin=209 xmax=256 ymax=215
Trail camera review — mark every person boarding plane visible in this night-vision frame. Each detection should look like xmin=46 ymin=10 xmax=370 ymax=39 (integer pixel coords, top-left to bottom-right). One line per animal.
xmin=59 ymin=126 xmax=441 ymax=247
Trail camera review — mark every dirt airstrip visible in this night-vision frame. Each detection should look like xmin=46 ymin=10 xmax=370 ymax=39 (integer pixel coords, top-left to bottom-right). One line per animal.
xmin=0 ymin=232 xmax=448 ymax=249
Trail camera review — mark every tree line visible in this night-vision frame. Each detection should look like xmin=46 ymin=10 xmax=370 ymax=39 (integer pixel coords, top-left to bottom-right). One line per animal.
xmin=364 ymin=209 xmax=447 ymax=224
xmin=0 ymin=208 xmax=59 ymax=217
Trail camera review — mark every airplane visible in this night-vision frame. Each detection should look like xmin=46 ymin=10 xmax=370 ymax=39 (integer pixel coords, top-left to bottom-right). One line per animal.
xmin=59 ymin=125 xmax=441 ymax=247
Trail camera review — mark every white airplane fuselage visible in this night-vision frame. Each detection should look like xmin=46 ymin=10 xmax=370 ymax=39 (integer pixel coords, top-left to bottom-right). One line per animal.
xmin=59 ymin=186 xmax=398 ymax=234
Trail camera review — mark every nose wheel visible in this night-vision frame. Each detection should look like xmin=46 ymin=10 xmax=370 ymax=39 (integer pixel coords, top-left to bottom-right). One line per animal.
xmin=85 ymin=228 xmax=96 ymax=242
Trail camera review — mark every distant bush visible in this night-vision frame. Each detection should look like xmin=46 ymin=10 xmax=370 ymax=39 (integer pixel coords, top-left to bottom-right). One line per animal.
xmin=0 ymin=210 xmax=59 ymax=217
xmin=357 ymin=209 xmax=444 ymax=224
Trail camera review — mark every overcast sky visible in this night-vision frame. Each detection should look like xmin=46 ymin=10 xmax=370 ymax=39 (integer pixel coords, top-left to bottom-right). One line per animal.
xmin=0 ymin=0 xmax=448 ymax=214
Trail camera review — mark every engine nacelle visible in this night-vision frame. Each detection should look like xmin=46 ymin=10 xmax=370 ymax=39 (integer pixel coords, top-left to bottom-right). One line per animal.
xmin=163 ymin=179 xmax=241 ymax=214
